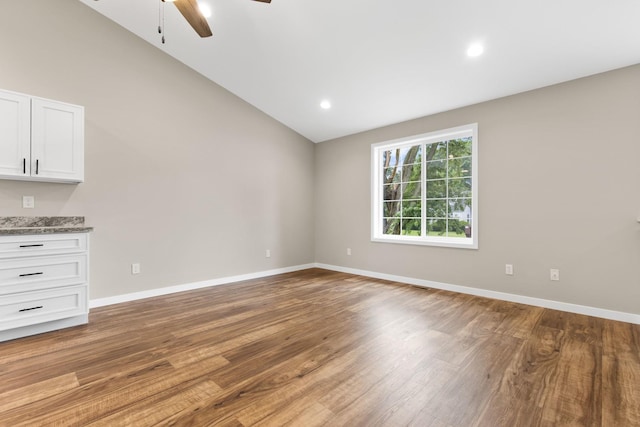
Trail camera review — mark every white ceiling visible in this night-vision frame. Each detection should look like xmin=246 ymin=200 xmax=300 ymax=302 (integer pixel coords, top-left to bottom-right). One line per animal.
xmin=80 ymin=0 xmax=640 ymax=143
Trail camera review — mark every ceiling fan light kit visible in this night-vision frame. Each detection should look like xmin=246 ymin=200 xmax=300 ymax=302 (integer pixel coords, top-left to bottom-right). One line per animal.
xmin=160 ymin=0 xmax=271 ymax=42
xmin=169 ymin=0 xmax=212 ymax=37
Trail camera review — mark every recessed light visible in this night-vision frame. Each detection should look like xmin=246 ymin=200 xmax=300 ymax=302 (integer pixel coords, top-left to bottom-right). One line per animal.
xmin=320 ymin=100 xmax=331 ymax=110
xmin=467 ymin=43 xmax=484 ymax=57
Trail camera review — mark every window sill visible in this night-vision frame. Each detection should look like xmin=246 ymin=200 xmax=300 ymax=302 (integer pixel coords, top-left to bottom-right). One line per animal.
xmin=371 ymin=235 xmax=478 ymax=250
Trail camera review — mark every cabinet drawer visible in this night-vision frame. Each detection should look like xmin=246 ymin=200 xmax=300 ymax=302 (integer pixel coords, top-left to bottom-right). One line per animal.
xmin=0 ymin=254 xmax=87 ymax=295
xmin=0 ymin=285 xmax=87 ymax=331
xmin=0 ymin=233 xmax=87 ymax=259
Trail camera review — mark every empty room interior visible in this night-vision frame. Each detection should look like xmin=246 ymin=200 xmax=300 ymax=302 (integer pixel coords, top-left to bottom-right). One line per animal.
xmin=0 ymin=0 xmax=639 ymax=425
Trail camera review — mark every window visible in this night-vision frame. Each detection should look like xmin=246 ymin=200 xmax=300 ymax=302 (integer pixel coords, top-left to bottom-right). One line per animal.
xmin=371 ymin=123 xmax=478 ymax=249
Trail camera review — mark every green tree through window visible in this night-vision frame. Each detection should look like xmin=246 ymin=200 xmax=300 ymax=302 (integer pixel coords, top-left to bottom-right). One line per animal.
xmin=372 ymin=124 xmax=477 ymax=249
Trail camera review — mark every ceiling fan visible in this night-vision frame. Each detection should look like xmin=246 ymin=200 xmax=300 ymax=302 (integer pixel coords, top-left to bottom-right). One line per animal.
xmin=162 ymin=0 xmax=271 ymax=38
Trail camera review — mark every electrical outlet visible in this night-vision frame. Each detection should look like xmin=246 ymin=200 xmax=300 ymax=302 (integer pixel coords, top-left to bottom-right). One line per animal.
xmin=505 ymin=264 xmax=513 ymax=275
xmin=550 ymin=269 xmax=560 ymax=281
xmin=265 ymin=249 xmax=271 ymax=258
xmin=22 ymin=196 xmax=35 ymax=209
xmin=347 ymin=248 xmax=352 ymax=256
xmin=131 ymin=263 xmax=141 ymax=275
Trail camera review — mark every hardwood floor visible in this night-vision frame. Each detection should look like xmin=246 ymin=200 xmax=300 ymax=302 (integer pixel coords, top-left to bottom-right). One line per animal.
xmin=0 ymin=268 xmax=638 ymax=426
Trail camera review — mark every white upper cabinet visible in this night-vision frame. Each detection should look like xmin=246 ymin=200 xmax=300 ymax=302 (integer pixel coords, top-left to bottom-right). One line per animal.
xmin=0 ymin=91 xmax=31 ymax=178
xmin=0 ymin=89 xmax=84 ymax=184
xmin=31 ymin=98 xmax=84 ymax=182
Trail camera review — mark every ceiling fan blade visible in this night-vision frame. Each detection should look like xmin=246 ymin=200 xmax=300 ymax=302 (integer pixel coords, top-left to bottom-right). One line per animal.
xmin=171 ymin=0 xmax=213 ymax=38
xmin=252 ymin=0 xmax=272 ymax=3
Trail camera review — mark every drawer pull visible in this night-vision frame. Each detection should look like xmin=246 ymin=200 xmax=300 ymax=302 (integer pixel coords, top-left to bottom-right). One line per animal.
xmin=19 ymin=244 xmax=44 ymax=248
xmin=19 ymin=272 xmax=44 ymax=277
xmin=19 ymin=306 xmax=44 ymax=312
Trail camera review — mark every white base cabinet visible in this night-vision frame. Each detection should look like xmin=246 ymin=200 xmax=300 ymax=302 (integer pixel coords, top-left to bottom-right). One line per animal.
xmin=0 ymin=233 xmax=90 ymax=342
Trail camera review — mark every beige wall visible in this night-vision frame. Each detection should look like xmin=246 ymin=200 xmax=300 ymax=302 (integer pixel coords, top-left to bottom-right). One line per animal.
xmin=0 ymin=0 xmax=315 ymax=299
xmin=2 ymin=1 xmax=638 ymax=316
xmin=316 ymin=64 xmax=640 ymax=315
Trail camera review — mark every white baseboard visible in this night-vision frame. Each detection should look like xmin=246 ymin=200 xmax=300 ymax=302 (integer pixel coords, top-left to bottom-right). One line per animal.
xmin=314 ymin=263 xmax=640 ymax=325
xmin=89 ymin=263 xmax=316 ymax=308
xmin=89 ymin=261 xmax=640 ymax=325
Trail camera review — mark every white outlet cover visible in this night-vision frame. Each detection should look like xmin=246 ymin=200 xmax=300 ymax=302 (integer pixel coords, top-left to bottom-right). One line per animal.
xmin=131 ymin=263 xmax=141 ymax=274
xmin=22 ymin=196 xmax=35 ymax=209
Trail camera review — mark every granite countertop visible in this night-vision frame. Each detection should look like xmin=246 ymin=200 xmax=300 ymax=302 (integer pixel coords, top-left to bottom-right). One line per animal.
xmin=0 ymin=217 xmax=93 ymax=235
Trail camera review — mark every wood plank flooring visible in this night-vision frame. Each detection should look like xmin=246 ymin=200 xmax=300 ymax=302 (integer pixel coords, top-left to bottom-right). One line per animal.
xmin=0 ymin=268 xmax=638 ymax=426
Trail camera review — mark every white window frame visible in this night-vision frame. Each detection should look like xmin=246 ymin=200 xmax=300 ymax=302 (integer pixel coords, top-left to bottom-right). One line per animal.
xmin=371 ymin=123 xmax=478 ymax=249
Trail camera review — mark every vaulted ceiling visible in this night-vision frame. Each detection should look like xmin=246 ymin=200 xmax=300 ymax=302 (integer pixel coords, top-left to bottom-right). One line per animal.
xmin=80 ymin=0 xmax=640 ymax=142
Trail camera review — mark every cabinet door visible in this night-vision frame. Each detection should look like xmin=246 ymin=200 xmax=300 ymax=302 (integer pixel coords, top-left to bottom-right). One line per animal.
xmin=0 ymin=285 xmax=87 ymax=331
xmin=0 ymin=90 xmax=31 ymax=178
xmin=0 ymin=254 xmax=88 ymax=295
xmin=31 ymin=98 xmax=84 ymax=182
xmin=0 ymin=233 xmax=88 ymax=259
